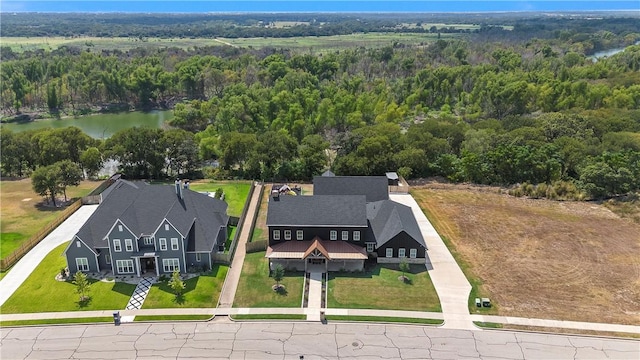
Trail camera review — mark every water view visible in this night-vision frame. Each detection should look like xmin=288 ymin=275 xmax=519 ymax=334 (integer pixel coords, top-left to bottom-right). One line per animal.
xmin=1 ymin=110 xmax=173 ymax=139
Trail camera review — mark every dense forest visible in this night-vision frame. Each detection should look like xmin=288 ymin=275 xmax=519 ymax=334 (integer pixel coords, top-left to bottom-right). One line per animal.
xmin=1 ymin=13 xmax=640 ymax=200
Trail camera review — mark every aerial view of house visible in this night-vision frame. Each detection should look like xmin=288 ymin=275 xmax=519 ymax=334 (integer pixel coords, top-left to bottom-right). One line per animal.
xmin=266 ymin=175 xmax=426 ymax=272
xmin=64 ymin=179 xmax=229 ymax=277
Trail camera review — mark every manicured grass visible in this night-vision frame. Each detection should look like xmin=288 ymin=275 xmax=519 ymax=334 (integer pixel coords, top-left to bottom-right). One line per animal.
xmin=134 ymin=315 xmax=212 ymax=322
xmin=250 ymin=228 xmax=264 ymax=242
xmin=327 ymin=264 xmax=441 ymax=312
xmin=224 ymin=226 xmax=237 ymax=253
xmin=141 ymin=265 xmax=228 ymax=308
xmin=0 ymin=317 xmax=113 ymax=327
xmin=231 ymin=314 xmax=307 ymax=321
xmin=0 ymin=269 xmax=8 ymax=280
xmin=0 ymin=178 xmax=99 ymax=259
xmin=0 ymin=232 xmax=26 ymax=260
xmin=233 ymin=251 xmax=304 ymax=308
xmin=326 ymin=315 xmax=443 ymax=325
xmin=0 ymin=242 xmax=136 ymax=314
xmin=474 ymin=321 xmax=503 ymax=328
xmin=187 ymin=180 xmax=251 ymax=217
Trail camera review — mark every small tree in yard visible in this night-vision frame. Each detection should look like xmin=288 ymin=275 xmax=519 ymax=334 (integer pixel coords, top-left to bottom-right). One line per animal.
xmin=74 ymin=271 xmax=91 ymax=302
xmin=168 ymin=270 xmax=185 ymax=297
xmin=399 ymin=259 xmax=411 ymax=283
xmin=272 ymin=264 xmax=285 ymax=291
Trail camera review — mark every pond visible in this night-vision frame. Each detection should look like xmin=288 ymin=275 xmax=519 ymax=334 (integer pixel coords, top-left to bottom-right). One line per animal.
xmin=1 ymin=110 xmax=173 ymax=139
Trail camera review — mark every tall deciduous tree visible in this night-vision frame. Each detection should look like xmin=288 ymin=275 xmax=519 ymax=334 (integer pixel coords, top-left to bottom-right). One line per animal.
xmin=57 ymin=160 xmax=83 ymax=201
xmin=74 ymin=271 xmax=91 ymax=303
xmin=80 ymin=147 xmax=103 ymax=179
xmin=31 ymin=164 xmax=62 ymax=206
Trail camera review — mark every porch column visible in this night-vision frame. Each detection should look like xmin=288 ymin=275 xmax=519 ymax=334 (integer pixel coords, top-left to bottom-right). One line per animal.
xmin=155 ymin=256 xmax=160 ymax=276
xmin=135 ymin=258 xmax=140 ymax=277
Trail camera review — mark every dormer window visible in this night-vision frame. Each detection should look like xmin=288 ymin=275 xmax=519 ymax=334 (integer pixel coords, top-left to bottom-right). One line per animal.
xmin=143 ymin=237 xmax=153 ymax=245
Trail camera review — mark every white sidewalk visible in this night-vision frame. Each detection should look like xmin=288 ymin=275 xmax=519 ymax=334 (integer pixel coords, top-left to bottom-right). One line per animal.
xmin=390 ymin=194 xmax=474 ymax=330
xmin=306 ymin=272 xmax=323 ymax=321
xmin=0 ymin=205 xmax=99 ymax=307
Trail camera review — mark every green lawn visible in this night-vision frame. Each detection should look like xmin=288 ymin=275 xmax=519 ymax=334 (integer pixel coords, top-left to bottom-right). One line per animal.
xmin=134 ymin=315 xmax=212 ymax=321
xmin=327 ymin=264 xmax=441 ymax=312
xmin=0 ymin=317 xmax=114 ymax=327
xmin=231 ymin=314 xmax=306 ymax=321
xmin=250 ymin=228 xmax=264 ymax=242
xmin=325 ymin=315 xmax=443 ymax=325
xmin=1 ymin=179 xmax=99 ymax=260
xmin=187 ymin=180 xmax=251 ymax=217
xmin=1 ymin=242 xmax=136 ymax=313
xmin=233 ymin=251 xmax=304 ymax=308
xmin=141 ymin=265 xmax=228 ymax=308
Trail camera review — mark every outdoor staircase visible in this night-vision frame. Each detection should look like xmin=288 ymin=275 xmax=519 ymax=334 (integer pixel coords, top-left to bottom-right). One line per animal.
xmin=125 ymin=277 xmax=154 ymax=310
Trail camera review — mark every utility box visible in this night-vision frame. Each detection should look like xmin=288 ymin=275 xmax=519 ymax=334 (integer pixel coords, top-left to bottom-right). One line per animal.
xmin=481 ymin=298 xmax=491 ymax=308
xmin=475 ymin=298 xmax=481 ymax=307
xmin=113 ymin=311 xmax=121 ymax=326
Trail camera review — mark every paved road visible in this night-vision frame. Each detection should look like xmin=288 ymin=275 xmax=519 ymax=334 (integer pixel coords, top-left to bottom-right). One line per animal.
xmin=2 ymin=322 xmax=638 ymax=360
xmin=217 ymin=183 xmax=262 ymax=308
xmin=0 ymin=205 xmax=99 ymax=307
xmin=390 ymin=194 xmax=473 ymax=330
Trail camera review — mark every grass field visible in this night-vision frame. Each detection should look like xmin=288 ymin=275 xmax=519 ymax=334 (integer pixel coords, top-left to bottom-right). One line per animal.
xmin=326 ymin=315 xmax=443 ymax=325
xmin=327 ymin=264 xmax=441 ymax=312
xmin=141 ymin=265 xmax=228 ymax=308
xmin=233 ymin=251 xmax=304 ymax=308
xmin=412 ymin=184 xmax=640 ymax=325
xmin=0 ymin=242 xmax=136 ymax=314
xmin=134 ymin=315 xmax=212 ymax=321
xmin=0 ymin=317 xmax=113 ymax=327
xmin=2 ymin=32 xmax=460 ymax=54
xmin=230 ymin=314 xmax=307 ymax=321
xmin=0 ymin=178 xmax=99 ymax=260
xmin=187 ymin=180 xmax=251 ymax=217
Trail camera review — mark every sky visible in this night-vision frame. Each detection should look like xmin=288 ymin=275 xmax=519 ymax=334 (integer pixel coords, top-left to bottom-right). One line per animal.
xmin=0 ymin=1 xmax=638 ymax=13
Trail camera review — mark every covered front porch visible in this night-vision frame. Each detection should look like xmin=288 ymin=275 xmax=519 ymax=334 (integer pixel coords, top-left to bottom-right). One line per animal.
xmin=266 ymin=237 xmax=368 ymax=273
xmin=132 ymin=252 xmax=160 ymax=277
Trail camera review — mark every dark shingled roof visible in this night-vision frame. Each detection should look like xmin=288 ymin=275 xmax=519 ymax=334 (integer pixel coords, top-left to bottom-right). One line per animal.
xmin=367 ymin=200 xmax=425 ymax=248
xmin=266 ymin=195 xmax=368 ymax=227
xmin=75 ymin=180 xmax=228 ymax=253
xmin=313 ymin=176 xmax=389 ymax=202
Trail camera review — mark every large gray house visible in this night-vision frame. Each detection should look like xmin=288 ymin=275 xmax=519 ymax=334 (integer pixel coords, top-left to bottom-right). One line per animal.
xmin=266 ymin=175 xmax=426 ymax=272
xmin=64 ymin=179 xmax=229 ymax=276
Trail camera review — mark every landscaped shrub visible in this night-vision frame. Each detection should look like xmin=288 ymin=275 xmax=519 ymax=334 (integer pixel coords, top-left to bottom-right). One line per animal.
xmin=509 ymin=181 xmax=585 ymax=201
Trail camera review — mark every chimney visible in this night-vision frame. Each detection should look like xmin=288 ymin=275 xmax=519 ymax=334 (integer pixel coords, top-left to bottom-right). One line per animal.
xmin=175 ymin=179 xmax=183 ymax=199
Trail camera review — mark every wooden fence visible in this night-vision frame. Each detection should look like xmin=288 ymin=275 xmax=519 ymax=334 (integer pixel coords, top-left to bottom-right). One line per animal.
xmin=0 ymin=200 xmax=81 ymax=271
xmin=211 ymin=181 xmax=260 ymax=264
xmin=0 ymin=174 xmax=119 ymax=271
xmin=246 ymin=240 xmax=267 ymax=253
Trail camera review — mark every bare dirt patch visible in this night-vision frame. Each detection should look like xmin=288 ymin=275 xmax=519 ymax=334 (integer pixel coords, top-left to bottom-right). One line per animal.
xmin=412 ymin=183 xmax=640 ymax=325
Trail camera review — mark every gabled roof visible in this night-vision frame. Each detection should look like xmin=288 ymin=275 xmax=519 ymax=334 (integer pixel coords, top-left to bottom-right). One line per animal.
xmin=267 ymin=195 xmax=367 ymax=227
xmin=367 ymin=200 xmax=425 ymax=248
xmin=74 ymin=180 xmax=228 ymax=252
xmin=313 ymin=176 xmax=389 ymax=202
xmin=303 ymin=237 xmax=330 ymax=259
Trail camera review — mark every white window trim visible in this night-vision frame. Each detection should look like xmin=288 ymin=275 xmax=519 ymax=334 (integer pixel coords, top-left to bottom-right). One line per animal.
xmin=296 ymin=230 xmax=303 ymax=240
xmin=410 ymin=248 xmax=417 ymax=258
xmin=76 ymin=258 xmax=89 ymax=272
xmin=125 ymin=239 xmax=133 ymax=252
xmin=273 ymin=230 xmax=280 ymax=240
xmin=118 ymin=225 xmax=123 ymax=232
xmin=342 ymin=231 xmax=348 ymax=241
xmin=398 ymin=248 xmax=406 ymax=258
xmin=163 ymin=258 xmax=180 ymax=272
xmin=353 ymin=231 xmax=360 ymax=241
xmin=330 ymin=230 xmax=337 ymax=240
xmin=105 ymin=254 xmax=111 ymax=264
xmin=164 ymin=224 xmax=170 ymax=231
xmin=144 ymin=237 xmax=153 ymax=245
xmin=366 ymin=243 xmax=375 ymax=252
xmin=116 ymin=259 xmax=134 ymax=274
xmin=113 ymin=239 xmax=122 ymax=252
xmin=196 ymin=253 xmax=201 ymax=262
xmin=284 ymin=230 xmax=291 ymax=240
xmin=76 ymin=241 xmax=81 ymax=248
xmin=171 ymin=238 xmax=179 ymax=250
xmin=159 ymin=238 xmax=167 ymax=251
xmin=386 ymin=248 xmax=393 ymax=258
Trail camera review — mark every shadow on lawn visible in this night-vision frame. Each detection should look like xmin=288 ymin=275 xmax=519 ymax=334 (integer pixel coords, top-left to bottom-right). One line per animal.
xmin=332 ymin=264 xmax=427 ymax=280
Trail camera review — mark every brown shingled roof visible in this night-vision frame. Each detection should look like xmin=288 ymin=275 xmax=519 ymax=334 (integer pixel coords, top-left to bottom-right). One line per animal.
xmin=266 ymin=238 xmax=368 ymax=260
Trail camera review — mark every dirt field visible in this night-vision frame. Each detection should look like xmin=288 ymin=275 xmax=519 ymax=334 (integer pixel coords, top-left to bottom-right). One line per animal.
xmin=412 ymin=183 xmax=640 ymax=325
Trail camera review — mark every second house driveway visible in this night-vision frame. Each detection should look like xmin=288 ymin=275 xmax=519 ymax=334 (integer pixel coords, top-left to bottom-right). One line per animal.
xmin=0 ymin=204 xmax=99 ymax=307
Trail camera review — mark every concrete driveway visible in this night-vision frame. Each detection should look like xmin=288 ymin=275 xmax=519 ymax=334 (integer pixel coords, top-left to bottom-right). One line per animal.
xmin=390 ymin=193 xmax=474 ymax=329
xmin=0 ymin=205 xmax=98 ymax=307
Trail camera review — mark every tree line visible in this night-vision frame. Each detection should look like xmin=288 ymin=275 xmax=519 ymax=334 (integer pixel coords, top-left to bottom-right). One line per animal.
xmin=1 ymin=20 xmax=639 ymax=200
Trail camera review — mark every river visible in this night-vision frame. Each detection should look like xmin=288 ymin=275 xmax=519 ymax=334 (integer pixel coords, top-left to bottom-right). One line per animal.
xmin=1 ymin=110 xmax=173 ymax=139
xmin=590 ymin=41 xmax=640 ymax=61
